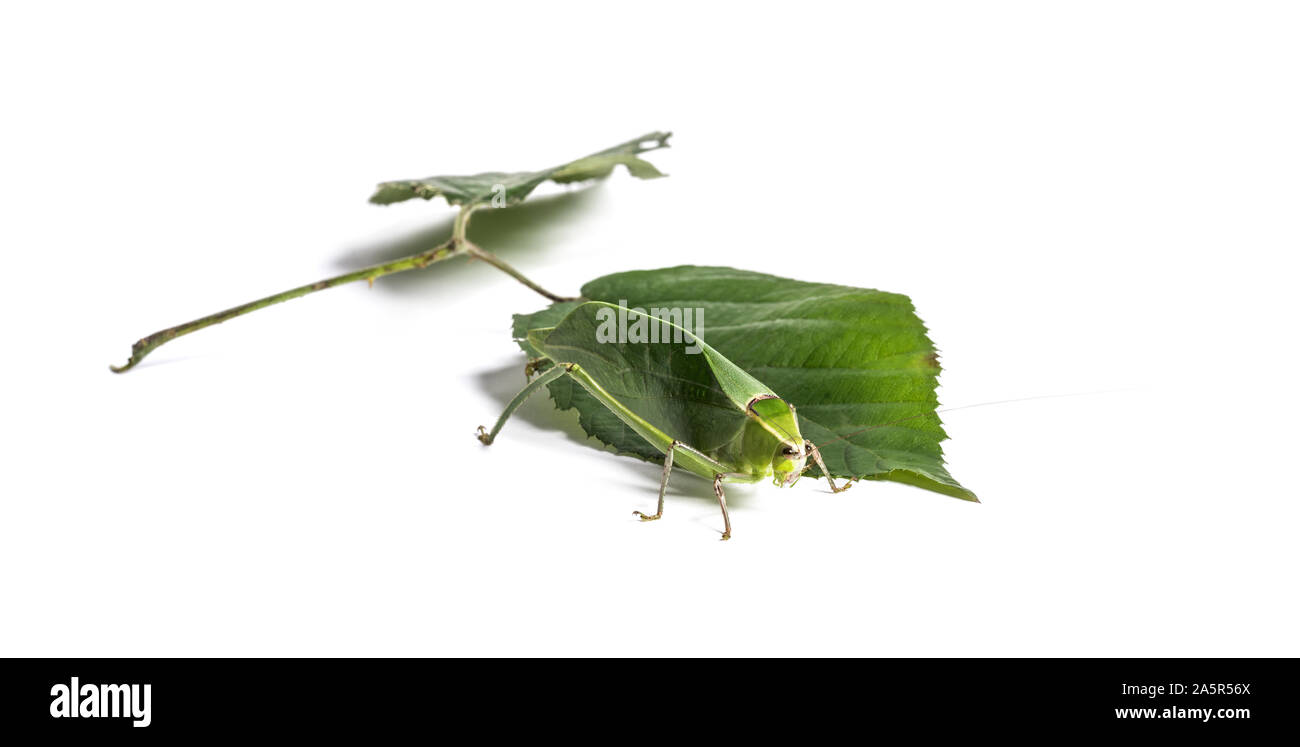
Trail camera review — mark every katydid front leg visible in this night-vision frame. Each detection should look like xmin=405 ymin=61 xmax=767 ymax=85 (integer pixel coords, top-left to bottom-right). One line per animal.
xmin=806 ymin=439 xmax=853 ymax=493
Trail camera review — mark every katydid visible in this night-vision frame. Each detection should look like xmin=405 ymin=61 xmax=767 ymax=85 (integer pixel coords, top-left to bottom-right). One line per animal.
xmin=476 ymin=301 xmax=850 ymax=540
xmin=514 ymin=266 xmax=976 ymax=503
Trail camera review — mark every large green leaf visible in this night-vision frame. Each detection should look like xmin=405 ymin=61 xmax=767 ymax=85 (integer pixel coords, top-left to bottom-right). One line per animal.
xmin=369 ymin=132 xmax=671 ymax=207
xmin=512 ymin=266 xmax=975 ymax=501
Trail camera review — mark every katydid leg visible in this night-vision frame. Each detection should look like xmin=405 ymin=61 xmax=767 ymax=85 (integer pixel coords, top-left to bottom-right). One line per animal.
xmin=713 ymin=474 xmax=732 ymax=541
xmin=805 ymin=440 xmax=852 ymax=493
xmin=523 ymin=357 xmax=550 ymax=380
xmin=634 ymin=440 xmax=734 ymax=523
xmin=558 ymin=359 xmax=748 ymax=539
xmin=634 ymin=441 xmax=676 ymax=521
xmin=562 ymin=361 xmax=734 ymax=479
xmin=476 ymin=365 xmax=567 ymax=445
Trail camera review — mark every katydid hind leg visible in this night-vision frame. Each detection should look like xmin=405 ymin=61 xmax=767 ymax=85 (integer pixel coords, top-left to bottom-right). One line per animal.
xmin=635 ymin=441 xmax=676 ymax=522
xmin=476 ymin=365 xmax=567 ymax=445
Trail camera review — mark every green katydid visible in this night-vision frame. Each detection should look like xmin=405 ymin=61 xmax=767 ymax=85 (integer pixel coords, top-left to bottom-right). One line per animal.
xmin=477 ymin=301 xmax=852 ymax=540
xmin=514 ymin=266 xmax=977 ymax=503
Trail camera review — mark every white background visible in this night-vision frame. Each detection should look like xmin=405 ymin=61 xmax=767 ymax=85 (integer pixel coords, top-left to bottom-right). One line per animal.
xmin=2 ymin=2 xmax=1297 ymax=656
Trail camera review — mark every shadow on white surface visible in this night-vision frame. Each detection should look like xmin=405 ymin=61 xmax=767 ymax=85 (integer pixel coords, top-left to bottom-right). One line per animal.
xmin=330 ymin=189 xmax=603 ymax=296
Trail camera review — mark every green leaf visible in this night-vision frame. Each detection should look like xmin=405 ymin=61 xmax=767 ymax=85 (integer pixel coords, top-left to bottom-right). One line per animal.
xmin=512 ymin=266 xmax=975 ymax=501
xmin=369 ymin=132 xmax=671 ymax=208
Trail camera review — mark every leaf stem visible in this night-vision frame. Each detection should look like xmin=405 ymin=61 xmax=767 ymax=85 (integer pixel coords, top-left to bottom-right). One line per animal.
xmin=110 ymin=240 xmax=459 ymax=373
xmin=456 ymin=203 xmax=578 ymax=302
xmin=464 ymin=242 xmax=580 ymax=303
xmin=111 ymin=204 xmax=579 ymax=373
xmin=453 ymin=203 xmax=477 ymax=243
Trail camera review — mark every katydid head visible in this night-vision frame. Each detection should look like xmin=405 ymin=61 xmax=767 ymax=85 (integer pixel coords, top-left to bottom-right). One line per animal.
xmin=772 ymin=440 xmax=808 ymax=487
xmin=746 ymin=396 xmax=809 ymax=487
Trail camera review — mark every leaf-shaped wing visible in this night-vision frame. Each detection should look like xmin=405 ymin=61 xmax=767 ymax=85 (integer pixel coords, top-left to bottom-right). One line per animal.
xmin=370 ymin=132 xmax=671 ymax=208
xmin=513 ymin=266 xmax=975 ymax=501
xmin=532 ymin=302 xmax=764 ymax=461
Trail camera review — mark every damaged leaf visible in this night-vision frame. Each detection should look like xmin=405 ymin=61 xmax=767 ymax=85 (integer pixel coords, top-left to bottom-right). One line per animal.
xmin=369 ymin=132 xmax=671 ymax=208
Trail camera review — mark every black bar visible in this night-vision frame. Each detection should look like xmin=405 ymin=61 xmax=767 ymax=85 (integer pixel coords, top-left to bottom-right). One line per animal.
xmin=0 ymin=658 xmax=1289 ymax=737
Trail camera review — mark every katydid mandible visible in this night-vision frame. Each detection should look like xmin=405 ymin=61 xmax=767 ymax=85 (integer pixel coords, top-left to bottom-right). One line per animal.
xmin=476 ymin=302 xmax=849 ymax=540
